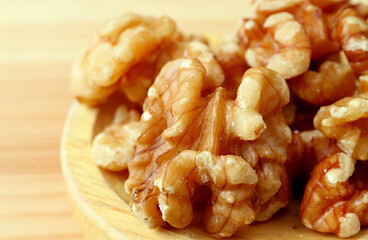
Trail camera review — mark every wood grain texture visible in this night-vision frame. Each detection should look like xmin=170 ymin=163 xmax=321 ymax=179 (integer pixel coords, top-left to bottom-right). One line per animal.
xmin=61 ymin=99 xmax=368 ymax=240
xmin=0 ymin=1 xmax=253 ymax=239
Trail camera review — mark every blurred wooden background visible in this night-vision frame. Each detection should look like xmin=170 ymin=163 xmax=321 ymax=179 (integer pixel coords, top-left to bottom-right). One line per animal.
xmin=0 ymin=0 xmax=253 ymax=239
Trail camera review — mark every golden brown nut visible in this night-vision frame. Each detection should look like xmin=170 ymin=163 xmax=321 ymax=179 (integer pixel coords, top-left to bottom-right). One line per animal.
xmin=314 ymin=93 xmax=368 ymax=160
xmin=300 ymin=154 xmax=368 ymax=238
xmin=308 ymin=0 xmax=347 ymax=10
xmin=121 ymin=38 xmax=224 ymax=105
xmin=286 ymin=129 xmax=340 ymax=180
xmin=124 ymin=58 xmax=291 ymax=237
xmin=282 ymin=100 xmax=297 ymax=125
xmin=289 ymin=51 xmax=356 ymax=105
xmin=242 ymin=12 xmax=312 ymax=79
xmin=359 ymin=71 xmax=368 ymax=93
xmin=71 ymin=13 xmax=176 ymax=105
xmin=292 ymin=2 xmax=340 ymax=59
xmin=254 ymin=163 xmax=290 ymax=221
xmin=230 ymin=67 xmax=290 ymax=141
xmin=71 ymin=58 xmax=119 ymax=106
xmin=329 ymin=7 xmax=368 ymax=73
xmin=185 ymin=41 xmax=225 ymax=90
xmin=217 ymin=33 xmax=248 ymax=98
xmin=254 ymin=1 xmax=339 ymax=59
xmin=120 ymin=55 xmax=158 ymax=104
xmin=231 ymin=114 xmax=292 ymax=221
xmin=163 ymin=151 xmax=259 ymax=236
xmin=153 ymin=35 xmax=221 ymax=80
xmin=220 ymin=72 xmax=292 ymax=223
xmin=92 ymin=105 xmax=140 ymax=171
xmin=119 ymin=33 xmax=186 ymax=105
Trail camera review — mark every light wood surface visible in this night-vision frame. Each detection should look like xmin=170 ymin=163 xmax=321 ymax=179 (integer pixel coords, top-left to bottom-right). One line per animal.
xmin=0 ymin=1 xmax=254 ymax=239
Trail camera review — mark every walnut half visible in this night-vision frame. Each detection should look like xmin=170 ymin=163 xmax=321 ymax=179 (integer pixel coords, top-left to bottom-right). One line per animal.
xmin=122 ymin=58 xmax=291 ymax=237
xmin=71 ymin=13 xmax=176 ymax=105
xmin=301 ymin=154 xmax=368 ymax=238
xmin=314 ymin=93 xmax=368 ymax=160
xmin=240 ymin=12 xmax=312 ymax=79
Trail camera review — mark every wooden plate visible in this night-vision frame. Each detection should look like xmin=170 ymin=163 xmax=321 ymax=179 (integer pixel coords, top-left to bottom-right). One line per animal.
xmin=61 ymin=96 xmax=368 ymax=240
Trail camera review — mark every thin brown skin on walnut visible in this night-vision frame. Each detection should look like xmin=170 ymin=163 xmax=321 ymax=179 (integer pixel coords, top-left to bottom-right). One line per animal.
xmin=289 ymin=52 xmax=356 ymax=106
xmin=308 ymin=0 xmax=347 ymax=11
xmin=282 ymin=100 xmax=297 ymax=126
xmin=359 ymin=71 xmax=368 ymax=94
xmin=216 ymin=34 xmax=248 ymax=99
xmin=120 ymin=56 xmax=158 ymax=105
xmin=286 ymin=130 xmax=340 ymax=181
xmin=255 ymin=1 xmax=339 ymax=59
xmin=121 ymin=36 xmax=224 ymax=105
xmin=124 ymin=58 xmax=291 ymax=237
xmin=301 ymin=155 xmax=368 ymax=238
xmin=297 ymin=92 xmax=368 ymax=237
xmin=227 ymin=114 xmax=291 ymax=221
xmin=253 ymin=1 xmax=339 ymax=59
xmin=240 ymin=12 xmax=312 ymax=79
xmin=314 ymin=93 xmax=368 ymax=160
xmin=71 ymin=13 xmax=176 ymax=105
xmin=91 ymin=106 xmax=141 ymax=171
xmin=126 ymin=58 xmax=249 ymax=236
xmin=292 ymin=2 xmax=340 ymax=59
xmin=253 ymin=165 xmax=290 ymax=221
xmin=218 ymin=56 xmax=248 ymax=99
xmin=328 ymin=6 xmax=368 ymax=73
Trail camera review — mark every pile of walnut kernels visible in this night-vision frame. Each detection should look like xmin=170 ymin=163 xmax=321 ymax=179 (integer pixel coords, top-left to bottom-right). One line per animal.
xmin=71 ymin=0 xmax=368 ymax=238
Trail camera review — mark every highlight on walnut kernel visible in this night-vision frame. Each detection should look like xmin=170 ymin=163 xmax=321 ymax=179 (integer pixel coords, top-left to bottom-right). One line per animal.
xmin=71 ymin=0 xmax=368 ymax=238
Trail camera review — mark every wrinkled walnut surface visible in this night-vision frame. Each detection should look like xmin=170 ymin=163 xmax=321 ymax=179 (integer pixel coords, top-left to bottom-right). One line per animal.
xmin=121 ymin=37 xmax=225 ymax=105
xmin=328 ymin=6 xmax=368 ymax=73
xmin=314 ymin=93 xmax=368 ymax=160
xmin=300 ymin=92 xmax=368 ymax=237
xmin=301 ymin=154 xmax=368 ymax=238
xmin=71 ymin=13 xmax=176 ymax=105
xmin=286 ymin=129 xmax=340 ymax=181
xmin=289 ymin=52 xmax=356 ymax=105
xmin=124 ymin=58 xmax=290 ymax=237
xmin=73 ymin=2 xmax=368 ymax=238
xmin=92 ymin=105 xmax=140 ymax=171
xmin=239 ymin=12 xmax=311 ymax=79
